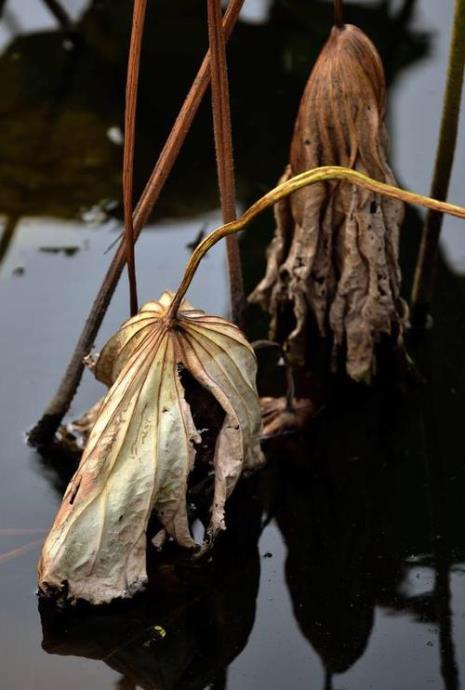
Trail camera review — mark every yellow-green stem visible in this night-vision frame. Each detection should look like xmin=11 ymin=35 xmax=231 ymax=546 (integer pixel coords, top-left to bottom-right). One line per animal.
xmin=168 ymin=165 xmax=465 ymax=319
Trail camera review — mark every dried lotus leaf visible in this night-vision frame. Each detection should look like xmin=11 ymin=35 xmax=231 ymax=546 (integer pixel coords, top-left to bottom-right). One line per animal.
xmin=38 ymin=292 xmax=264 ymax=604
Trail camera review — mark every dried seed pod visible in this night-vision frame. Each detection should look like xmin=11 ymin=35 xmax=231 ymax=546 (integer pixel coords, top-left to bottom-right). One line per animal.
xmin=249 ymin=24 xmax=407 ymax=381
xmin=38 ymin=292 xmax=264 ymax=604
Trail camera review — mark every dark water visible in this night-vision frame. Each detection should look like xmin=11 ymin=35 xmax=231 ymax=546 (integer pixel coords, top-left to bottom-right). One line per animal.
xmin=1 ymin=1 xmax=465 ymax=689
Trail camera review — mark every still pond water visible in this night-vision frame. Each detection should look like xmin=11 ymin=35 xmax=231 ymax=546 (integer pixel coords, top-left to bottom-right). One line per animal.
xmin=1 ymin=1 xmax=465 ymax=689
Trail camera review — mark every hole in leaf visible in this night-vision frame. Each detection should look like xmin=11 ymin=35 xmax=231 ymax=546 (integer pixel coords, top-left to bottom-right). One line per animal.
xmin=69 ymin=478 xmax=81 ymax=505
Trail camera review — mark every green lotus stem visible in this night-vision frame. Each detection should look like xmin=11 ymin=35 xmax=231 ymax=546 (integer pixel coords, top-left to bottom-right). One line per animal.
xmin=169 ymin=164 xmax=465 ymax=319
xmin=411 ymin=0 xmax=465 ymax=323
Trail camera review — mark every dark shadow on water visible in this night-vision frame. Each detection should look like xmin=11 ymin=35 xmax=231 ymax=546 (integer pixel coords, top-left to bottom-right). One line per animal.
xmin=269 ymin=385 xmax=402 ymax=676
xmin=264 ymin=207 xmax=465 ymax=680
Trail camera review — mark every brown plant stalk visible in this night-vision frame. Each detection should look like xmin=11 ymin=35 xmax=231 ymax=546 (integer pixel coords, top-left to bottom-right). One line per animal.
xmin=411 ymin=0 xmax=465 ymax=323
xmin=207 ymin=0 xmax=244 ymax=327
xmin=29 ymin=0 xmax=245 ymax=448
xmin=123 ymin=0 xmax=147 ymax=316
xmin=334 ymin=0 xmax=344 ymax=28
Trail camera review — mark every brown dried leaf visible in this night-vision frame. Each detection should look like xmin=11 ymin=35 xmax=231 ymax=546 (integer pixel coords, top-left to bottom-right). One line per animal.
xmin=69 ymin=398 xmax=104 ymax=446
xmin=260 ymin=396 xmax=315 ymax=437
xmin=38 ymin=292 xmax=263 ymax=604
xmin=249 ymin=25 xmax=407 ymax=381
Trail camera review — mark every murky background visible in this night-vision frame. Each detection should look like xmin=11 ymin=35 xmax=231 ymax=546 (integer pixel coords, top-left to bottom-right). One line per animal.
xmin=1 ymin=1 xmax=465 ymax=689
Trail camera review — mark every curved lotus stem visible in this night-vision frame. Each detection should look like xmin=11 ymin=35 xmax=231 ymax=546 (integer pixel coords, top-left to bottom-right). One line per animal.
xmin=168 ymin=165 xmax=465 ymax=319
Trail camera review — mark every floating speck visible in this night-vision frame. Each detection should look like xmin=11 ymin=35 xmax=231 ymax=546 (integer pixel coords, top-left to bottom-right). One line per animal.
xmin=107 ymin=126 xmax=124 ymax=146
xmin=153 ymin=625 xmax=167 ymax=639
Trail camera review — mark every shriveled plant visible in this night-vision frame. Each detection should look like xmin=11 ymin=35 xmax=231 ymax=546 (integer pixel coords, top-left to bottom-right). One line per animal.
xmin=38 ymin=165 xmax=465 ymax=604
xmin=38 ymin=291 xmax=263 ymax=604
xmin=249 ymin=23 xmax=406 ymax=382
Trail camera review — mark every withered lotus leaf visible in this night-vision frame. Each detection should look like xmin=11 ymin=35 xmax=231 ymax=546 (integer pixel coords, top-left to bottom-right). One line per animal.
xmin=260 ymin=396 xmax=315 ymax=437
xmin=38 ymin=292 xmax=264 ymax=604
xmin=249 ymin=24 xmax=407 ymax=381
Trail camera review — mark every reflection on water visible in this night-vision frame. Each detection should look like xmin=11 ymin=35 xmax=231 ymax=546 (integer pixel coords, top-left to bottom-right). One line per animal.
xmin=1 ymin=1 xmax=465 ymax=689
xmin=0 ymin=0 xmax=88 ymax=50
xmin=235 ymin=0 xmax=272 ymax=25
xmin=39 ymin=478 xmax=262 ymax=690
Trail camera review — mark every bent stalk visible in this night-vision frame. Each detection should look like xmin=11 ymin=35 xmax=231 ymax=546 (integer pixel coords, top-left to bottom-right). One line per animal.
xmin=411 ymin=0 xmax=465 ymax=324
xmin=169 ymin=165 xmax=465 ymax=317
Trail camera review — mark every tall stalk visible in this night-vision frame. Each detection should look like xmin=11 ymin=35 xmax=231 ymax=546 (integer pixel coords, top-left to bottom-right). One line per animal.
xmin=411 ymin=0 xmax=465 ymax=324
xmin=28 ymin=0 xmax=245 ymax=448
xmin=207 ymin=0 xmax=244 ymax=327
xmin=123 ymin=0 xmax=147 ymax=316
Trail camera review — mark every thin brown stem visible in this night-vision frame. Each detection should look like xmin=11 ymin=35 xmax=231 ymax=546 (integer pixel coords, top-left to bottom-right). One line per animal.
xmin=134 ymin=0 xmax=245 ymax=229
xmin=411 ymin=0 xmax=465 ymax=324
xmin=168 ymin=165 xmax=465 ymax=318
xmin=334 ymin=0 xmax=344 ymax=28
xmin=123 ymin=0 xmax=147 ymax=316
xmin=28 ymin=0 xmax=245 ymax=448
xmin=207 ymin=0 xmax=244 ymax=327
